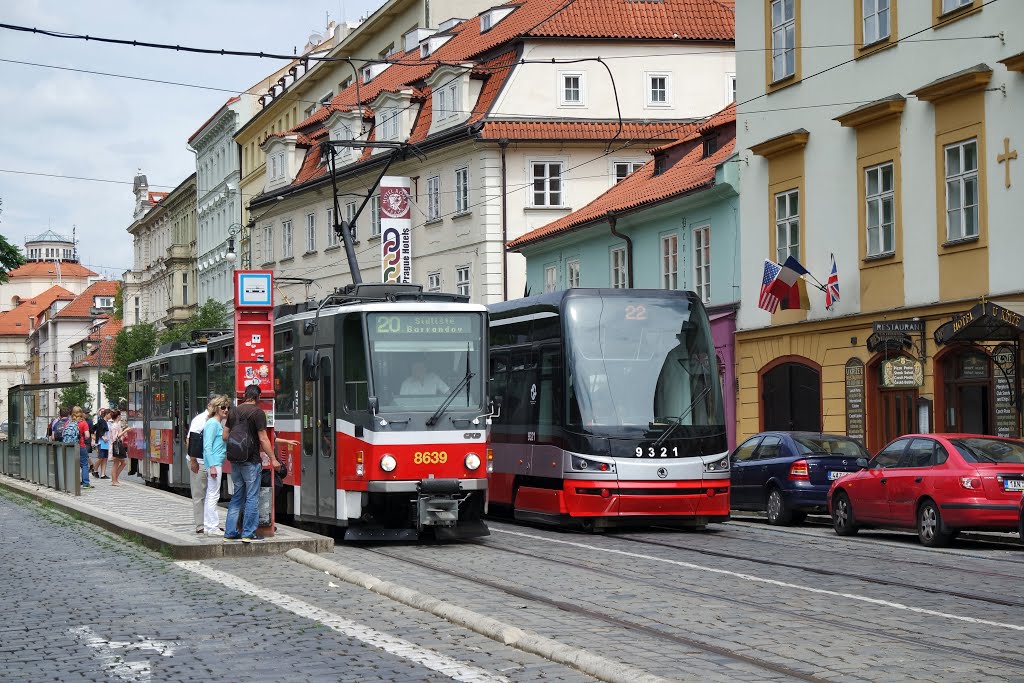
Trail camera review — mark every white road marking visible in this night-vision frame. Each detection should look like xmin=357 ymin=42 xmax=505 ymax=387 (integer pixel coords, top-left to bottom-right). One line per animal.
xmin=492 ymin=528 xmax=1024 ymax=632
xmin=68 ymin=626 xmax=177 ymax=682
xmin=176 ymin=561 xmax=509 ymax=683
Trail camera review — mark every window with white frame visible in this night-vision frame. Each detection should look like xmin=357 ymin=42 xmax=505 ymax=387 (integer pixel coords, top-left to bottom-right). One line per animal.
xmin=693 ymin=226 xmax=711 ymax=303
xmin=455 ymin=167 xmax=469 ymax=213
xmin=346 ymin=201 xmax=357 ymax=241
xmin=647 ymin=73 xmax=670 ymax=106
xmin=428 ymin=272 xmax=441 ymax=292
xmin=771 ymin=0 xmax=797 ymax=81
xmin=566 ymin=259 xmax=580 ymax=288
xmin=862 ymin=0 xmax=890 ymax=45
xmin=614 ymin=161 xmax=644 ymax=183
xmin=560 ymin=72 xmax=584 ymax=106
xmin=262 ymin=225 xmax=274 ymax=263
xmin=305 ymin=213 xmax=316 ymax=253
xmin=611 ymin=247 xmax=628 ymax=289
xmin=437 ymin=88 xmax=448 ymax=120
xmin=326 ymin=207 xmax=338 ymax=247
xmin=448 ymin=83 xmax=458 ymax=117
xmin=282 ymin=220 xmax=293 ymax=259
xmin=95 ymin=296 xmax=114 ymax=308
xmin=379 ymin=108 xmax=399 ymax=140
xmin=941 ymin=0 xmax=971 ymax=12
xmin=865 ymin=162 xmax=895 ymax=256
xmin=268 ymin=153 xmax=282 ymax=180
xmin=531 ymin=161 xmax=563 ymax=206
xmin=945 ymin=138 xmax=979 ymax=241
xmin=661 ymin=234 xmax=678 ymax=290
xmin=775 ymin=189 xmax=800 ymax=263
xmin=370 ymin=194 xmax=381 ymax=236
xmin=727 ymin=73 xmax=737 ymax=102
xmin=427 ymin=176 xmax=441 ymax=221
xmin=544 ymin=266 xmax=557 ymax=293
xmin=456 ymin=266 xmax=470 ymax=297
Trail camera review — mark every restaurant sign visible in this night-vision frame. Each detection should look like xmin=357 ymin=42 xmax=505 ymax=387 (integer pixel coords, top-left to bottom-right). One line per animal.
xmin=880 ymin=356 xmax=924 ymax=388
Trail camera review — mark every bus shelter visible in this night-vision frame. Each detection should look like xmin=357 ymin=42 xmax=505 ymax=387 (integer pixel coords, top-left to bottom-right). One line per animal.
xmin=0 ymin=382 xmax=85 ymax=493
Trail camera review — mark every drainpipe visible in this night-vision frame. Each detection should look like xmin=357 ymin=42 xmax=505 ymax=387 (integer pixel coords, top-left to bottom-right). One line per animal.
xmin=608 ymin=212 xmax=633 ymax=288
xmin=499 ymin=138 xmax=510 ymax=301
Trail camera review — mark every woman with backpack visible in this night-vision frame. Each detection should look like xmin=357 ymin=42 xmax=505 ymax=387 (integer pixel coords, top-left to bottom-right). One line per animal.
xmin=69 ymin=406 xmax=92 ymax=489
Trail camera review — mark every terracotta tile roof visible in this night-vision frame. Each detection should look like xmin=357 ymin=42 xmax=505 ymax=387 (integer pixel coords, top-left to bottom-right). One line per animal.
xmin=148 ymin=191 xmax=168 ymax=203
xmin=478 ymin=120 xmax=688 ymax=140
xmin=525 ymin=0 xmax=734 ymax=41
xmin=70 ymin=318 xmax=123 ymax=369
xmin=7 ymin=261 xmax=97 ymax=279
xmin=0 ymin=285 xmax=76 ymax=336
xmin=55 ymin=280 xmax=120 ymax=319
xmin=647 ymin=102 xmax=736 ymax=152
xmin=508 ymin=107 xmax=735 ymax=250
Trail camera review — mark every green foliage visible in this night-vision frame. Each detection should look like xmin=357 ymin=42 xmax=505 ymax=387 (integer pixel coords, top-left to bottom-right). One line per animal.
xmin=157 ymin=299 xmax=231 ymax=346
xmin=101 ymin=322 xmax=157 ymax=405
xmin=58 ymin=382 xmax=93 ymax=412
xmin=112 ymin=283 xmax=124 ymax=320
xmin=0 ymin=199 xmax=28 ymax=282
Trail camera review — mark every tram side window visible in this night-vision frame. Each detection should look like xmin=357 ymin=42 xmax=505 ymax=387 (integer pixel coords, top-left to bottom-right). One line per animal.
xmin=343 ymin=315 xmax=369 ymax=411
xmin=275 ymin=352 xmax=295 ymax=415
xmin=150 ymin=382 xmax=169 ymax=418
xmin=505 ymin=351 xmax=537 ymax=430
xmin=538 ymin=348 xmax=562 ymax=439
xmin=489 ymin=353 xmax=509 ymax=405
xmin=491 ymin=319 xmax=532 ymax=347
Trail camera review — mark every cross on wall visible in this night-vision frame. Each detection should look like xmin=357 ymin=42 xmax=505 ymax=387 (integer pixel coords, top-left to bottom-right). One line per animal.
xmin=997 ymin=137 xmax=1017 ymax=189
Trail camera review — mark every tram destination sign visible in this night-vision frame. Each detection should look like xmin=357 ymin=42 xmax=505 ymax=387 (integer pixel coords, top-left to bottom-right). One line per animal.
xmin=370 ymin=314 xmax=476 ymax=338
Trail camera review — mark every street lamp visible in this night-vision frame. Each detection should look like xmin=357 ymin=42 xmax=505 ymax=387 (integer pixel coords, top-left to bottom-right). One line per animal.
xmin=86 ymin=334 xmax=114 ymax=411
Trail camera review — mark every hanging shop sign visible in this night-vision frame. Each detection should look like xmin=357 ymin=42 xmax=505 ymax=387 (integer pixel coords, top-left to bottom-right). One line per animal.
xmin=379 ymin=176 xmax=412 ymax=284
xmin=993 ymin=344 xmax=1019 ymax=438
xmin=880 ymin=356 xmax=924 ymax=388
xmin=844 ymin=358 xmax=866 ymax=445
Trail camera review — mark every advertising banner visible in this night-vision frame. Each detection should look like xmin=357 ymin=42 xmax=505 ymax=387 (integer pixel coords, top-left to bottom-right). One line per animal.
xmin=379 ymin=176 xmax=412 ymax=284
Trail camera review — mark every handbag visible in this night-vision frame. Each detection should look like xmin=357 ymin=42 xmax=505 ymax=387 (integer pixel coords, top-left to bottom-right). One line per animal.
xmin=113 ymin=439 xmax=128 ymax=458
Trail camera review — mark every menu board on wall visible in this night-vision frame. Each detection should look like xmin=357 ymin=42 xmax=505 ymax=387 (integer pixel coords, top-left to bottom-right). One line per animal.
xmin=993 ymin=344 xmax=1019 ymax=438
xmin=845 ymin=358 xmax=866 ymax=445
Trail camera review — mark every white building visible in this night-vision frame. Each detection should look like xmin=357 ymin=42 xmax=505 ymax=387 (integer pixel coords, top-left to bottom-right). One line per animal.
xmin=734 ymin=0 xmax=1024 ymax=448
xmin=249 ymin=0 xmax=736 ymax=305
xmin=0 ymin=231 xmax=94 ymax=312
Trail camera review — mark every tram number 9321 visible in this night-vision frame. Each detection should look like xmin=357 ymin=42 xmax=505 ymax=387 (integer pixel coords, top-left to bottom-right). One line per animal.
xmin=636 ymin=446 xmax=680 ymax=458
xmin=413 ymin=451 xmax=448 ymax=464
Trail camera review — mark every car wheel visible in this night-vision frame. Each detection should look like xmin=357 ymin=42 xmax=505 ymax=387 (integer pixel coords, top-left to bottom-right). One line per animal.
xmin=918 ymin=500 xmax=952 ymax=548
xmin=766 ymin=488 xmax=793 ymax=525
xmin=831 ymin=491 xmax=858 ymax=536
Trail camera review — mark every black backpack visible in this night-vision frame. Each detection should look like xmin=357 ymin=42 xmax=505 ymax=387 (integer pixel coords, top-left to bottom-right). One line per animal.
xmin=225 ymin=407 xmax=258 ymax=463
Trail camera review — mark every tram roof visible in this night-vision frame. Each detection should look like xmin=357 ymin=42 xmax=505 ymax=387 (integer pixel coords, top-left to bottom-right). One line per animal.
xmin=488 ymin=288 xmax=700 ymax=319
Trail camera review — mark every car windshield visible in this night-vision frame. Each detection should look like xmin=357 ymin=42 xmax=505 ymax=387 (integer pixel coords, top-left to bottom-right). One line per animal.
xmin=793 ymin=436 xmax=868 ymax=457
xmin=950 ymin=438 xmax=1024 ymax=464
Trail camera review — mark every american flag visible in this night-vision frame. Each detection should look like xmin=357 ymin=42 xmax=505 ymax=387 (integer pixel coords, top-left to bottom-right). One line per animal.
xmin=759 ymin=259 xmax=782 ymax=313
xmin=825 ymin=253 xmax=841 ymax=309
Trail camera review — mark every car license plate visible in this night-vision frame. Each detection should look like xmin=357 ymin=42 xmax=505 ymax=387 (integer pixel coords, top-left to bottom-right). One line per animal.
xmin=1003 ymin=479 xmax=1024 ymax=492
xmin=828 ymin=471 xmax=848 ymax=481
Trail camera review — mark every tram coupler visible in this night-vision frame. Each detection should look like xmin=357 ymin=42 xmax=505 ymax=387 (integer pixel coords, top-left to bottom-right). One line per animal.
xmin=415 ymin=478 xmax=464 ymax=529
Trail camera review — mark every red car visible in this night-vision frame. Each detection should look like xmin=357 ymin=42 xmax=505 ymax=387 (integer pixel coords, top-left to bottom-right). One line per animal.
xmin=828 ymin=434 xmax=1024 ymax=547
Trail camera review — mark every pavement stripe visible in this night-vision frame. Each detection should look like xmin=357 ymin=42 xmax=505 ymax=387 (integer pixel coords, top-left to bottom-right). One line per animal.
xmin=175 ymin=561 xmax=508 ymax=683
xmin=492 ymin=528 xmax=1024 ymax=633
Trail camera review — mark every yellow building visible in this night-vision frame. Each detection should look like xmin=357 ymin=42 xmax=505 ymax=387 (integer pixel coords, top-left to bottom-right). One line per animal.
xmin=735 ymin=1 xmax=1024 ymax=451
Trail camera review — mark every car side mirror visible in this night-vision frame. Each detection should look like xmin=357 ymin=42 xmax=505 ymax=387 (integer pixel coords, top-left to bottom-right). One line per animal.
xmin=856 ymin=457 xmax=868 ymax=469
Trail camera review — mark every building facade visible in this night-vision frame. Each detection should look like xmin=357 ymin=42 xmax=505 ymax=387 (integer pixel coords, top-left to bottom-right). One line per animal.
xmin=124 ymin=173 xmax=197 ymax=329
xmin=735 ymin=0 xmax=1024 ymax=451
xmin=508 ymin=106 xmax=741 ymax=448
xmin=1 ymin=232 xmax=94 ymax=312
xmin=248 ymin=0 xmax=736 ymax=307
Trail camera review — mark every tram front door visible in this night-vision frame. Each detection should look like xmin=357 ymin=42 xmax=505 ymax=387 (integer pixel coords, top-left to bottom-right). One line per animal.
xmin=300 ymin=350 xmax=336 ymax=520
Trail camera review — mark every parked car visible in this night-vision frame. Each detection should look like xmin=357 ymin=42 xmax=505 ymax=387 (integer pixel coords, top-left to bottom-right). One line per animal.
xmin=730 ymin=432 xmax=869 ymax=525
xmin=828 ymin=434 xmax=1024 ymax=547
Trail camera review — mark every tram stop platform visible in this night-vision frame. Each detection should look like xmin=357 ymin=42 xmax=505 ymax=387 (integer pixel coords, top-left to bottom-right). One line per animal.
xmin=0 ymin=473 xmax=334 ymax=559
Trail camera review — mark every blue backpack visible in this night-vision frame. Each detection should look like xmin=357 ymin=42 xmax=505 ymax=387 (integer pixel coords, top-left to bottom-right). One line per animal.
xmin=60 ymin=418 xmax=79 ymax=444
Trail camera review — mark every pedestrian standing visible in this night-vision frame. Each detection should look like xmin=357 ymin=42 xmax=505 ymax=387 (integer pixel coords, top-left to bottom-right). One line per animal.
xmin=69 ymin=406 xmax=92 ymax=489
xmin=223 ymin=385 xmax=281 ymax=542
xmin=50 ymin=407 xmax=70 ymax=442
xmin=108 ymin=410 xmax=127 ymax=486
xmin=186 ymin=402 xmax=210 ymax=534
xmin=202 ymin=396 xmax=229 ymax=535
xmin=94 ymin=409 xmax=110 ymax=479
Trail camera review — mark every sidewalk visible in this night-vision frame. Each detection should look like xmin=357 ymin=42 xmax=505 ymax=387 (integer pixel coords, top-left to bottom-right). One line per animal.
xmin=0 ymin=472 xmax=333 ymax=559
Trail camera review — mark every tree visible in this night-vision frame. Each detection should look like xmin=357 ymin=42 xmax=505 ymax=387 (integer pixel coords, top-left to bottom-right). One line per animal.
xmin=112 ymin=282 xmax=124 ymax=320
xmin=157 ymin=299 xmax=231 ymax=346
xmin=101 ymin=322 xmax=157 ymax=406
xmin=58 ymin=382 xmax=92 ymax=413
xmin=0 ymin=198 xmax=27 ymax=283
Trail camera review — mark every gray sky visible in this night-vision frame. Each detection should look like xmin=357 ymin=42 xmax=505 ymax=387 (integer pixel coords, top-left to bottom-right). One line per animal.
xmin=0 ymin=0 xmax=384 ymax=279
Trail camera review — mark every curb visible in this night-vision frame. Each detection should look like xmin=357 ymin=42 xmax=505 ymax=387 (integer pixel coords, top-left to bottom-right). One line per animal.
xmin=286 ymin=548 xmax=672 ymax=683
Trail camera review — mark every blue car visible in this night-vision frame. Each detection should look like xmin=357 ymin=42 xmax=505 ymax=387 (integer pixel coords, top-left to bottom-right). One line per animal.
xmin=730 ymin=432 xmax=869 ymax=525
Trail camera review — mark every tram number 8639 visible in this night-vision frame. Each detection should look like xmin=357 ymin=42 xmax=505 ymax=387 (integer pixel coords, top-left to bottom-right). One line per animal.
xmin=414 ymin=451 xmax=448 ymax=464
xmin=636 ymin=446 xmax=681 ymax=458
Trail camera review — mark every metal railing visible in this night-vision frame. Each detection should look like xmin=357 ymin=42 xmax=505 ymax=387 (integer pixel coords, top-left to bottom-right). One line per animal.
xmin=0 ymin=439 xmax=81 ymax=495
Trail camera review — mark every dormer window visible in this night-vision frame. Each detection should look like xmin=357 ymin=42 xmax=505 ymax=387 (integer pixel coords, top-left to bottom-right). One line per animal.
xmin=268 ymin=152 xmax=285 ymax=180
xmin=435 ymin=82 xmax=460 ymax=121
xmin=653 ymin=155 xmax=667 ymax=176
xmin=95 ymin=296 xmax=113 ymax=308
xmin=379 ymin=108 xmax=399 ymax=140
xmin=319 ymin=91 xmax=333 ymax=107
xmin=362 ymin=63 xmax=389 ymax=83
xmin=480 ymin=6 xmax=515 ymax=32
xmin=701 ymin=134 xmax=719 ymax=159
xmin=362 ymin=66 xmax=372 ymax=81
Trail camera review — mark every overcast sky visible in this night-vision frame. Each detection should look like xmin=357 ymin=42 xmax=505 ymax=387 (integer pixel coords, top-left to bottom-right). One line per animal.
xmin=0 ymin=0 xmax=384 ymax=279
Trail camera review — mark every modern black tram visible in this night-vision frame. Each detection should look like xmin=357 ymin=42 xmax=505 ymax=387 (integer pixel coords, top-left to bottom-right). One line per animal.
xmin=486 ymin=288 xmax=730 ymax=530
xmin=127 ymin=283 xmax=491 ymax=540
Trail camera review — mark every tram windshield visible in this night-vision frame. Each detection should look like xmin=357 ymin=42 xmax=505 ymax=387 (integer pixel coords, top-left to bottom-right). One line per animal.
xmin=564 ymin=294 xmax=724 ymax=438
xmin=367 ymin=312 xmax=485 ymax=414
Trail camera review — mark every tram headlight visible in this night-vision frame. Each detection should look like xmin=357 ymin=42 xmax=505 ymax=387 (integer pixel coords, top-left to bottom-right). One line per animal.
xmin=464 ymin=452 xmax=481 ymax=470
xmin=704 ymin=456 xmax=730 ymax=472
xmin=571 ymin=455 xmax=614 ymax=473
xmin=380 ymin=454 xmax=397 ymax=472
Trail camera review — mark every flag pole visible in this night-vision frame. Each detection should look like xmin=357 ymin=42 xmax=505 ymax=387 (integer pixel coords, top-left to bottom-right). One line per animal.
xmin=801 ymin=273 xmax=827 ymax=293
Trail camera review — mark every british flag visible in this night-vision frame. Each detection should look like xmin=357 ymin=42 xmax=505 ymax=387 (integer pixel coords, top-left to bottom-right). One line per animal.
xmin=758 ymin=259 xmax=782 ymax=313
xmin=825 ymin=254 xmax=841 ymax=309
